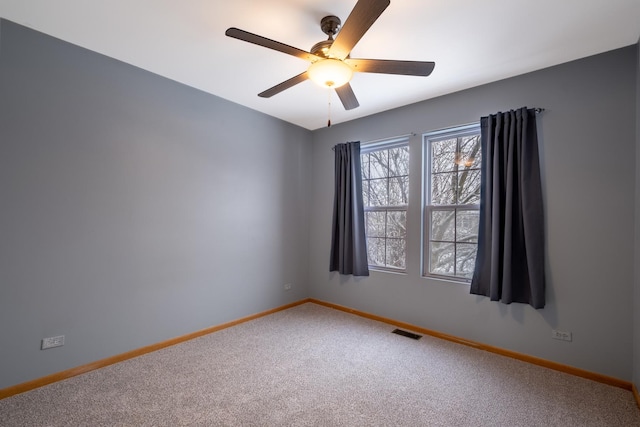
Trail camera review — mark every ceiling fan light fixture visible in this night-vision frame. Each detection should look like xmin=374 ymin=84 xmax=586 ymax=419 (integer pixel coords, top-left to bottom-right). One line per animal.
xmin=307 ymin=59 xmax=353 ymax=89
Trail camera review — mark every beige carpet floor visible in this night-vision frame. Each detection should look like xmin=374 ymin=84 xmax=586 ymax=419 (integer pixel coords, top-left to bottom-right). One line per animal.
xmin=1 ymin=302 xmax=639 ymax=426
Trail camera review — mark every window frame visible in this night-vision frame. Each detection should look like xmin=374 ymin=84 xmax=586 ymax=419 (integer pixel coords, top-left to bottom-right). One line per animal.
xmin=361 ymin=136 xmax=410 ymax=273
xmin=422 ymin=123 xmax=481 ymax=283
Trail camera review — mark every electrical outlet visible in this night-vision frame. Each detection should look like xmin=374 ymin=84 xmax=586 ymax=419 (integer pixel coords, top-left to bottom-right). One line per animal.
xmin=551 ymin=329 xmax=572 ymax=342
xmin=41 ymin=335 xmax=65 ymax=350
xmin=283 ymin=283 xmax=292 ymax=291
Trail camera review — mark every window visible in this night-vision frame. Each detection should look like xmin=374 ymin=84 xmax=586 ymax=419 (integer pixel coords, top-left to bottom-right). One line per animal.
xmin=423 ymin=124 xmax=481 ymax=281
xmin=361 ymin=138 xmax=410 ymax=271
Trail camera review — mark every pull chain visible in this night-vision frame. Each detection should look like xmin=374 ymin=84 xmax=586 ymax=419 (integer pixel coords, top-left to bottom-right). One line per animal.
xmin=327 ymin=89 xmax=332 ymax=127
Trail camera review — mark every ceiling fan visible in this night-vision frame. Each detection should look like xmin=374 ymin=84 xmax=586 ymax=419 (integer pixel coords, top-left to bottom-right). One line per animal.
xmin=225 ymin=0 xmax=435 ymax=112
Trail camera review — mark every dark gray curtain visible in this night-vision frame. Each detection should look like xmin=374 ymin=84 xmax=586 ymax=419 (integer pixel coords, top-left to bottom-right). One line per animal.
xmin=330 ymin=142 xmax=369 ymax=276
xmin=470 ymin=107 xmax=545 ymax=308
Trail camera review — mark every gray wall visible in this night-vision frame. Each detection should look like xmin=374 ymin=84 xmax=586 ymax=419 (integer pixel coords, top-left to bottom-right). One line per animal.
xmin=0 ymin=20 xmax=312 ymax=389
xmin=309 ymin=46 xmax=638 ymax=381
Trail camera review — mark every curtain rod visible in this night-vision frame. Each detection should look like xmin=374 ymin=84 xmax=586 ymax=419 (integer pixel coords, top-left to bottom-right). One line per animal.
xmin=485 ymin=107 xmax=545 ymax=115
xmin=480 ymin=107 xmax=545 ymax=119
xmin=330 ymin=109 xmax=544 ymax=151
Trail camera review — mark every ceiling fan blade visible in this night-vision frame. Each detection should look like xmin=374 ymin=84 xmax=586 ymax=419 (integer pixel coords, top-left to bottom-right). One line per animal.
xmin=225 ymin=28 xmax=322 ymax=62
xmin=335 ymin=83 xmax=360 ymax=110
xmin=258 ymin=72 xmax=309 ymax=98
xmin=328 ymin=0 xmax=390 ymax=60
xmin=345 ymin=58 xmax=435 ymax=76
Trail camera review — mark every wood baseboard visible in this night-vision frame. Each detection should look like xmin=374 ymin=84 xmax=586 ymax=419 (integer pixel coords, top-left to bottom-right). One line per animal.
xmin=0 ymin=298 xmax=311 ymax=400
xmin=634 ymin=384 xmax=640 ymax=409
xmin=2 ymin=297 xmax=633 ymax=400
xmin=309 ymin=298 xmax=633 ymax=391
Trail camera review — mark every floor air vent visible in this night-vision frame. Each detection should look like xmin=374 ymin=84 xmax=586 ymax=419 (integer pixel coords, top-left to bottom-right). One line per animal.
xmin=391 ymin=329 xmax=422 ymax=340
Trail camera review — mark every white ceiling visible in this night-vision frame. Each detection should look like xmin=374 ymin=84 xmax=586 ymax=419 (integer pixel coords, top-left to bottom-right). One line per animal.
xmin=1 ymin=0 xmax=639 ymax=130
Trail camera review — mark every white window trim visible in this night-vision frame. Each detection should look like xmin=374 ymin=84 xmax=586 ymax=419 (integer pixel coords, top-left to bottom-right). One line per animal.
xmin=361 ymin=135 xmax=411 ymax=154
xmin=421 ymin=123 xmax=481 ymax=283
xmin=361 ymin=136 xmax=410 ymax=273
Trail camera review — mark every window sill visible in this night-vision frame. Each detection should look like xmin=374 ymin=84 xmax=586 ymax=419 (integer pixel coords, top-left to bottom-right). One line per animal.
xmin=422 ymin=274 xmax=471 ymax=285
xmin=368 ymin=266 xmax=407 ymax=275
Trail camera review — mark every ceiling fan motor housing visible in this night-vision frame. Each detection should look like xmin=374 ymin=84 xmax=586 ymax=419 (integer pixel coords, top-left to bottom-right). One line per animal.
xmin=312 ymin=16 xmax=342 ymax=58
xmin=320 ymin=16 xmax=341 ymax=37
xmin=311 ymin=40 xmax=333 ymax=58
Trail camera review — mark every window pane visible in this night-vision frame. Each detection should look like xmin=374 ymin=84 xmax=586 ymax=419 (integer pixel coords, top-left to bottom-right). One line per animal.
xmin=460 ymin=134 xmax=482 ymax=169
xmin=361 ymin=153 xmax=370 ymax=180
xmin=366 ymin=211 xmax=386 ymax=238
xmin=456 ymin=243 xmax=478 ymax=278
xmin=430 ymin=242 xmax=455 ymax=275
xmin=456 ymin=210 xmax=479 ymax=243
xmin=387 ymin=211 xmax=406 ymax=238
xmin=367 ymin=237 xmax=385 ymax=266
xmin=458 ymin=134 xmax=481 ymax=169
xmin=369 ymin=178 xmax=388 ymax=206
xmin=388 ymin=146 xmax=409 ymax=176
xmin=389 ymin=176 xmax=409 ymax=205
xmin=369 ymin=150 xmax=388 ymax=179
xmin=431 ymin=139 xmax=457 ymax=173
xmin=361 ymin=180 xmax=370 ymax=206
xmin=458 ymin=169 xmax=481 ymax=205
xmin=431 ymin=210 xmax=455 ymax=242
xmin=431 ymin=172 xmax=456 ymax=205
xmin=386 ymin=239 xmax=406 ymax=269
